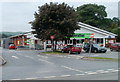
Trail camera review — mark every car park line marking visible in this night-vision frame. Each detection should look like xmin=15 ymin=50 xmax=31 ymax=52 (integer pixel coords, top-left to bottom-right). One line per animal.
xmin=75 ymin=74 xmax=85 ymax=76
xmin=86 ymin=72 xmax=98 ymax=75
xmin=12 ymin=56 xmax=19 ymax=59
xmin=43 ymin=76 xmax=57 ymax=78
xmin=61 ymin=65 xmax=83 ymax=72
xmin=38 ymin=59 xmax=54 ymax=64
xmin=37 ymin=55 xmax=48 ymax=59
xmin=107 ymin=69 xmax=114 ymax=71
xmin=111 ymin=70 xmax=119 ymax=72
xmin=25 ymin=78 xmax=35 ymax=80
xmin=60 ymin=75 xmax=71 ymax=77
xmin=96 ymin=70 xmax=104 ymax=72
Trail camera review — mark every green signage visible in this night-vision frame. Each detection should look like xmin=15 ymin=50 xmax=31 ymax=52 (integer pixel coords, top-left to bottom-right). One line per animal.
xmin=70 ymin=33 xmax=91 ymax=38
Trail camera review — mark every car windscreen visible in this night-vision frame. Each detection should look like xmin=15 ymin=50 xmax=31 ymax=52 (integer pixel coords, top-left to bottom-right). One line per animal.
xmin=93 ymin=44 xmax=101 ymax=48
xmin=117 ymin=44 xmax=120 ymax=46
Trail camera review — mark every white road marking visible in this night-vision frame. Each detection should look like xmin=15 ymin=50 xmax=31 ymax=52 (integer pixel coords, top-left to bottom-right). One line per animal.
xmin=103 ymin=71 xmax=109 ymax=73
xmin=111 ymin=70 xmax=119 ymax=72
xmin=37 ymin=55 xmax=48 ymax=59
xmin=75 ymin=74 xmax=85 ymax=76
xmin=107 ymin=69 xmax=114 ymax=71
xmin=12 ymin=56 xmax=19 ymax=59
xmin=43 ymin=76 xmax=57 ymax=78
xmin=87 ymin=72 xmax=98 ymax=75
xmin=38 ymin=59 xmax=54 ymax=64
xmin=60 ymin=75 xmax=71 ymax=77
xmin=61 ymin=65 xmax=83 ymax=72
xmin=25 ymin=77 xmax=38 ymax=80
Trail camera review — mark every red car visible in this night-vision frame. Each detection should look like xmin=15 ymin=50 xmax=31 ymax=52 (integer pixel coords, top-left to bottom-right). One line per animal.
xmin=110 ymin=43 xmax=120 ymax=51
xmin=61 ymin=45 xmax=81 ymax=54
xmin=9 ymin=44 xmax=17 ymax=49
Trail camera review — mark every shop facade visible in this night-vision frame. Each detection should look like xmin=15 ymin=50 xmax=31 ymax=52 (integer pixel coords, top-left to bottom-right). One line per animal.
xmin=46 ymin=22 xmax=117 ymax=48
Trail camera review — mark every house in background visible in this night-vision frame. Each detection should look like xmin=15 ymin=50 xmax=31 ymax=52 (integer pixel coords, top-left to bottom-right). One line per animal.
xmin=10 ymin=32 xmax=43 ymax=49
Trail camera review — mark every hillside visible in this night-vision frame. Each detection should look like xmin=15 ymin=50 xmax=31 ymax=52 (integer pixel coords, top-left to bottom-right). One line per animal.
xmin=0 ymin=32 xmax=25 ymax=38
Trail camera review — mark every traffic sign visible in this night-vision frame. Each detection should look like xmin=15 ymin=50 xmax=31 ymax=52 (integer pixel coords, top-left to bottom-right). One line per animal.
xmin=50 ymin=35 xmax=54 ymax=39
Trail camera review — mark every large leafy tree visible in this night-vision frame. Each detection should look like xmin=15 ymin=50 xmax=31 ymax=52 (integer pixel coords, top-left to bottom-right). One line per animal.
xmin=30 ymin=2 xmax=79 ymax=41
xmin=76 ymin=4 xmax=107 ymax=28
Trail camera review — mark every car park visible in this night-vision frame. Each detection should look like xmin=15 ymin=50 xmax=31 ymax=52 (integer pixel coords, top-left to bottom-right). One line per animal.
xmin=83 ymin=43 xmax=107 ymax=53
xmin=9 ymin=44 xmax=17 ymax=49
xmin=110 ymin=43 xmax=120 ymax=51
xmin=61 ymin=45 xmax=81 ymax=54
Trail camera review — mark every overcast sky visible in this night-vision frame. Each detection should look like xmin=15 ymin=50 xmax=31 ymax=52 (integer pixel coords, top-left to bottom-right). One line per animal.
xmin=0 ymin=0 xmax=119 ymax=32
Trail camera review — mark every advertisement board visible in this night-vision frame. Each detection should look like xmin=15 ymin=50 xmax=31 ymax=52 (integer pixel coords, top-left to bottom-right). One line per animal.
xmin=70 ymin=33 xmax=94 ymax=39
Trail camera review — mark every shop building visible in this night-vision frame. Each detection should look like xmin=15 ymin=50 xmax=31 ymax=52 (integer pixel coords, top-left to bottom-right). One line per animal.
xmin=46 ymin=22 xmax=117 ymax=47
xmin=67 ymin=22 xmax=117 ymax=47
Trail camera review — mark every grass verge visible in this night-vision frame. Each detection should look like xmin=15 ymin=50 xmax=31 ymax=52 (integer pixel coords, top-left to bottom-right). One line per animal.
xmin=84 ymin=57 xmax=120 ymax=61
xmin=42 ymin=51 xmax=68 ymax=55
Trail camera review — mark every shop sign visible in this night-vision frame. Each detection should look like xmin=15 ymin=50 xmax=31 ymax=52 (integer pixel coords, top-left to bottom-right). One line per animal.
xmin=70 ymin=33 xmax=94 ymax=38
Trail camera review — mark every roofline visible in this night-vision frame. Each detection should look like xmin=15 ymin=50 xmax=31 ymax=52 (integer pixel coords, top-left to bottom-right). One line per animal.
xmin=79 ymin=22 xmax=117 ymax=36
xmin=8 ymin=32 xmax=31 ymax=38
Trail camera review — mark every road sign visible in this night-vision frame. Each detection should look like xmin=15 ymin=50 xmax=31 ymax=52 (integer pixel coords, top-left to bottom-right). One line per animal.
xmin=90 ymin=33 xmax=94 ymax=38
xmin=50 ymin=35 xmax=54 ymax=39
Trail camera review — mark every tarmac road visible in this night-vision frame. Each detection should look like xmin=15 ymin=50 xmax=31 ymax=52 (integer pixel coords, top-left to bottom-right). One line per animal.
xmin=1 ymin=48 xmax=119 ymax=80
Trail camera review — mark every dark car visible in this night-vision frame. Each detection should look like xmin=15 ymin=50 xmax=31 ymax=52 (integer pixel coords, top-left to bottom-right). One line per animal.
xmin=9 ymin=44 xmax=17 ymax=49
xmin=110 ymin=43 xmax=120 ymax=51
xmin=61 ymin=45 xmax=81 ymax=54
xmin=83 ymin=43 xmax=107 ymax=53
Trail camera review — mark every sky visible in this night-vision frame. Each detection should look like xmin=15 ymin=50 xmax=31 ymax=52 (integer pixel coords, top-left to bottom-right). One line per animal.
xmin=0 ymin=0 xmax=119 ymax=32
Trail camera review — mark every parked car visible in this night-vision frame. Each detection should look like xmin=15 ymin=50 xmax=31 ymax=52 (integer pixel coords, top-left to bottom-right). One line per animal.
xmin=110 ymin=43 xmax=120 ymax=51
xmin=61 ymin=45 xmax=81 ymax=54
xmin=83 ymin=43 xmax=107 ymax=53
xmin=17 ymin=46 xmax=29 ymax=50
xmin=9 ymin=44 xmax=17 ymax=49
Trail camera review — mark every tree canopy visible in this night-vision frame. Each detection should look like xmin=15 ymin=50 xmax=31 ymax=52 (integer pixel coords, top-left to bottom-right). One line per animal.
xmin=76 ymin=4 xmax=120 ymax=42
xmin=76 ymin=4 xmax=107 ymax=28
xmin=30 ymin=2 xmax=79 ymax=41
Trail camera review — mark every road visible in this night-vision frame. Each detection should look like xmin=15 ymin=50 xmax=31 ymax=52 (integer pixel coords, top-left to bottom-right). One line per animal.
xmin=1 ymin=48 xmax=119 ymax=80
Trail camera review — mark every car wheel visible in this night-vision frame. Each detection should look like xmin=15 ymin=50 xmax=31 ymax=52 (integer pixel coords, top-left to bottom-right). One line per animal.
xmin=103 ymin=51 xmax=106 ymax=53
xmin=110 ymin=48 xmax=113 ymax=51
xmin=61 ymin=50 xmax=64 ymax=53
xmin=69 ymin=51 xmax=72 ymax=54
xmin=94 ymin=49 xmax=98 ymax=53
xmin=78 ymin=52 xmax=80 ymax=54
xmin=85 ymin=49 xmax=89 ymax=53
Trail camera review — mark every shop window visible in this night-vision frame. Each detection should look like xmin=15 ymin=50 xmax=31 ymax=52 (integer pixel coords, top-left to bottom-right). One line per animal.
xmin=77 ymin=40 xmax=80 ymax=43
xmin=65 ymin=40 xmax=67 ymax=44
xmin=70 ymin=40 xmax=72 ymax=44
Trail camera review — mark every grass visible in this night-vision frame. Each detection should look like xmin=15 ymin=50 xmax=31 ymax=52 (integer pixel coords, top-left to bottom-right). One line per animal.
xmin=85 ymin=57 xmax=120 ymax=61
xmin=42 ymin=51 xmax=68 ymax=55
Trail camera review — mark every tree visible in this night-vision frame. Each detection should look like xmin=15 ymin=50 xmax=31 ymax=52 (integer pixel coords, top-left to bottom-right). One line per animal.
xmin=76 ymin=4 xmax=107 ymax=28
xmin=30 ymin=2 xmax=79 ymax=42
